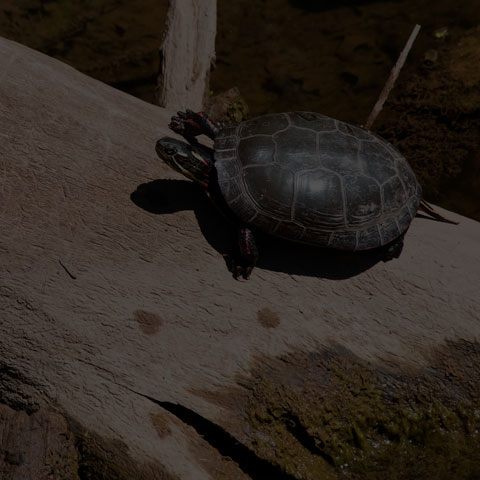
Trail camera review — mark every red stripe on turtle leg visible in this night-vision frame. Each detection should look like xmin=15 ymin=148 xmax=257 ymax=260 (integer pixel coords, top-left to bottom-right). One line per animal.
xmin=233 ymin=227 xmax=259 ymax=279
xmin=244 ymin=230 xmax=251 ymax=255
xmin=238 ymin=228 xmax=258 ymax=264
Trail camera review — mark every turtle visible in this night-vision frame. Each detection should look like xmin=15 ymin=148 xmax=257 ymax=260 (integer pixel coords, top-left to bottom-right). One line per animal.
xmin=155 ymin=110 xmax=457 ymax=278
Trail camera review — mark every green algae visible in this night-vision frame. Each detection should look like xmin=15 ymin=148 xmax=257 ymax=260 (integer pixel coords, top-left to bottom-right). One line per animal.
xmin=226 ymin=98 xmax=249 ymax=124
xmin=207 ymin=86 xmax=250 ymax=126
xmin=239 ymin=342 xmax=480 ymax=479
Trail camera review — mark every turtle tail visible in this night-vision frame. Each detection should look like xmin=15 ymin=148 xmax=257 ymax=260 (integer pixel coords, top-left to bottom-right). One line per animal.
xmin=418 ymin=199 xmax=459 ymax=225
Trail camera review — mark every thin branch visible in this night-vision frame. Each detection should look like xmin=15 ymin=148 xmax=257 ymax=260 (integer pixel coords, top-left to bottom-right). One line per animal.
xmin=365 ymin=24 xmax=421 ymax=130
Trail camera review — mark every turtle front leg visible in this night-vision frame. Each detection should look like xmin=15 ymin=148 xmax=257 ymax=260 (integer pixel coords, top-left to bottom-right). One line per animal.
xmin=169 ymin=110 xmax=220 ymax=141
xmin=231 ymin=227 xmax=259 ymax=280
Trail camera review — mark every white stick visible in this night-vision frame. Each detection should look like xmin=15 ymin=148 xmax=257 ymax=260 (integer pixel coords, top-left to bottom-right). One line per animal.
xmin=365 ymin=24 xmax=421 ymax=130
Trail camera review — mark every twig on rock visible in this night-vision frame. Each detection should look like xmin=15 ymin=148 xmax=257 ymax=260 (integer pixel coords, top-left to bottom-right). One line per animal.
xmin=58 ymin=259 xmax=77 ymax=280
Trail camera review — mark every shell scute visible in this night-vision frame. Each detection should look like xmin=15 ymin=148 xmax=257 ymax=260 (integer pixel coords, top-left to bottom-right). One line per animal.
xmin=240 ymin=113 xmax=289 ymax=137
xmin=287 ymin=112 xmax=337 ymax=132
xmin=359 ymin=141 xmax=397 ymax=184
xmin=336 ymin=120 xmax=373 ymax=140
xmin=274 ymin=221 xmax=306 ymax=242
xmin=294 ymin=169 xmax=344 ymax=228
xmin=344 ymin=175 xmax=382 ymax=227
xmin=329 ymin=230 xmax=357 ymax=250
xmin=357 ymin=225 xmax=382 ymax=249
xmin=382 ymin=176 xmax=407 ymax=214
xmin=378 ymin=217 xmax=401 ymax=244
xmin=274 ymin=127 xmax=319 ymax=170
xmin=238 ymin=136 xmax=275 ymax=167
xmin=396 ymin=157 xmax=419 ymax=198
xmin=319 ymin=132 xmax=363 ymax=176
xmin=244 ymin=165 xmax=294 ymax=219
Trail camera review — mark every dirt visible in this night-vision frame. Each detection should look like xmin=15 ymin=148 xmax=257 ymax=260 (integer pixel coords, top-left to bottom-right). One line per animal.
xmin=134 ymin=309 xmax=163 ymax=335
xmin=0 ymin=405 xmax=80 ymax=480
xmin=257 ymin=307 xmax=281 ymax=328
xmin=0 ymin=0 xmax=479 ymax=219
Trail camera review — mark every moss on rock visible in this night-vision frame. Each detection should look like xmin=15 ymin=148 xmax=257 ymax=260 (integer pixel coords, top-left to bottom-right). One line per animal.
xmin=232 ymin=341 xmax=480 ymax=479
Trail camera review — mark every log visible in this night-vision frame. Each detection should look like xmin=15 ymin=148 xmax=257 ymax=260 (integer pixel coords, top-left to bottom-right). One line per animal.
xmin=156 ymin=0 xmax=217 ymax=111
xmin=1 ymin=37 xmax=480 ymax=479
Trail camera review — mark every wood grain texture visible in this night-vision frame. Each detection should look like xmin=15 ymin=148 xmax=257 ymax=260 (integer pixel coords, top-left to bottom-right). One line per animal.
xmin=156 ymin=0 xmax=217 ymax=110
xmin=1 ymin=37 xmax=479 ymax=479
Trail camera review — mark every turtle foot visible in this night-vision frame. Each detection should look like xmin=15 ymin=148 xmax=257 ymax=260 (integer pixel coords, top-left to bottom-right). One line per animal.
xmin=169 ymin=110 xmax=219 ymax=140
xmin=229 ymin=259 xmax=254 ymax=280
xmin=169 ymin=110 xmax=201 ymax=140
xmin=223 ymin=227 xmax=259 ymax=280
xmin=381 ymin=234 xmax=405 ymax=262
xmin=231 ymin=227 xmax=259 ymax=280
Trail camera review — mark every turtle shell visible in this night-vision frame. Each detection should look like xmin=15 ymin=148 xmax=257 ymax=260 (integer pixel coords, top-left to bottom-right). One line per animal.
xmin=214 ymin=112 xmax=421 ymax=250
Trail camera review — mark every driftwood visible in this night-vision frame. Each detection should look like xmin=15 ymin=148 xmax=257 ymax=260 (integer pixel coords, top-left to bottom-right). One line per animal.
xmin=156 ymin=0 xmax=217 ymax=111
xmin=1 ymin=37 xmax=480 ymax=479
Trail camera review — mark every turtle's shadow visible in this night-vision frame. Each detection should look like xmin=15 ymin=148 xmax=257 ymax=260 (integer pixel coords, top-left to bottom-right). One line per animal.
xmin=131 ymin=179 xmax=382 ymax=280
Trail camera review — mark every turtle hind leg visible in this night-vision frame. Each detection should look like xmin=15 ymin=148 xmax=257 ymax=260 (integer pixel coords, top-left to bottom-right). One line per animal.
xmin=380 ymin=233 xmax=405 ymax=262
xmin=229 ymin=227 xmax=259 ymax=280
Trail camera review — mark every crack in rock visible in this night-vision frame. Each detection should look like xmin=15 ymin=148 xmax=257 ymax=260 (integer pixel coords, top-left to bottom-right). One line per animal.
xmin=139 ymin=393 xmax=298 ymax=480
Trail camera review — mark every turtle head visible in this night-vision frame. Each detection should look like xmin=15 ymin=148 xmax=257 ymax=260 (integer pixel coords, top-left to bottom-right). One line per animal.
xmin=156 ymin=137 xmax=213 ymax=187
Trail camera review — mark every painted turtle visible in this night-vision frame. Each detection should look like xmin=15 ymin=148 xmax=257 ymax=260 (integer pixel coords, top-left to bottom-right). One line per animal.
xmin=156 ymin=110 xmax=456 ymax=278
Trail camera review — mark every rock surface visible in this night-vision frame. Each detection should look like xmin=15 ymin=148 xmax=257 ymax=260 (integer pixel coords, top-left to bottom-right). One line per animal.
xmin=1 ymin=37 xmax=480 ymax=479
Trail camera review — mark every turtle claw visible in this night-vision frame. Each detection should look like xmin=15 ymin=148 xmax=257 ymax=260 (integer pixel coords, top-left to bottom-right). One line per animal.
xmin=168 ymin=114 xmax=197 ymax=137
xmin=169 ymin=110 xmax=219 ymax=140
xmin=227 ymin=226 xmax=258 ymax=280
xmin=380 ymin=233 xmax=405 ymax=262
xmin=228 ymin=257 xmax=254 ymax=280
